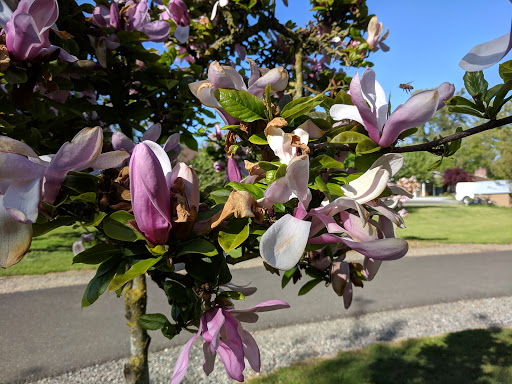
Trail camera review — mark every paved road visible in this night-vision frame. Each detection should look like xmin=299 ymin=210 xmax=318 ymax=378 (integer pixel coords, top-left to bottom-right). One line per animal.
xmin=2 ymin=251 xmax=512 ymax=384
xmin=404 ymin=197 xmax=461 ymax=206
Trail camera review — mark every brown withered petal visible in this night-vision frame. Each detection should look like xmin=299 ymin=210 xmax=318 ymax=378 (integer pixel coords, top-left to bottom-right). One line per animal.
xmin=52 ymin=29 xmax=74 ymax=39
xmin=0 ymin=45 xmax=10 ymax=73
xmin=201 ymin=191 xmax=257 ymax=233
xmin=224 ymin=131 xmax=238 ymax=158
xmin=264 ymin=117 xmax=288 ymax=137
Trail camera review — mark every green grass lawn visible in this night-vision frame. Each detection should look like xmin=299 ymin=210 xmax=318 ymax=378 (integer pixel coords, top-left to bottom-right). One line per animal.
xmin=249 ymin=328 xmax=512 ymax=384
xmin=0 ymin=226 xmax=95 ymax=277
xmin=397 ymin=205 xmax=512 ymax=244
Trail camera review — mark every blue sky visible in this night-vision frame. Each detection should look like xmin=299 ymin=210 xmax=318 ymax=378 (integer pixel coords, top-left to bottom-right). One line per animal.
xmin=276 ymin=0 xmax=512 ymax=108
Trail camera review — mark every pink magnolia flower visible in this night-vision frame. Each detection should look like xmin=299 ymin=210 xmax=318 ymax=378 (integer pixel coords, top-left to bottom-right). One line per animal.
xmin=1 ymin=0 xmax=76 ymax=61
xmin=157 ymin=0 xmax=190 ymax=43
xmin=0 ymin=127 xmax=129 ymax=268
xmin=213 ymin=161 xmax=226 ymax=172
xmin=129 ymin=142 xmax=199 ymax=244
xmin=112 ymin=123 xmax=181 ymax=158
xmin=330 ymin=68 xmax=455 ymax=147
xmin=227 ymin=158 xmax=242 ymax=182
xmin=189 ymin=60 xmax=288 ymax=125
xmin=366 ymin=16 xmax=389 ymax=52
xmin=171 ymin=300 xmax=290 ymax=384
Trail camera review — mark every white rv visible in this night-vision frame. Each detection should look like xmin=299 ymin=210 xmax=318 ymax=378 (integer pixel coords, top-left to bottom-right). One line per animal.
xmin=455 ymin=180 xmax=512 ymax=204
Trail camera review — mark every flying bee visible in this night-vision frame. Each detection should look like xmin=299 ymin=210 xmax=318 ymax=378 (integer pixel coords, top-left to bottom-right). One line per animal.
xmin=399 ymin=82 xmax=414 ymax=93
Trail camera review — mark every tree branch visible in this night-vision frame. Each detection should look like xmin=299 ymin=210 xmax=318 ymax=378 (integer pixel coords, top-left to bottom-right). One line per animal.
xmin=309 ymin=116 xmax=512 ymax=155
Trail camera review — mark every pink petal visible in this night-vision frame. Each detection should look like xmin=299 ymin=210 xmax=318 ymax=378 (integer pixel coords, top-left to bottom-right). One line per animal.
xmin=237 ymin=323 xmax=260 ymax=372
xmin=263 ymin=176 xmax=294 ymax=204
xmin=0 ymin=152 xmax=46 ymax=180
xmin=112 ymin=132 xmax=135 ymax=153
xmin=174 ymin=24 xmax=189 ymax=43
xmin=260 ymin=214 xmax=311 ymax=270
xmin=203 ymin=307 xmax=225 ymax=352
xmin=141 ymin=123 xmax=162 ymax=142
xmin=217 ymin=311 xmax=245 ymax=382
xmin=0 ymin=194 xmax=33 ymax=269
xmin=72 ymin=240 xmax=85 ymax=256
xmin=380 ymin=90 xmax=439 ymax=147
xmin=349 ymin=70 xmax=381 ymax=144
xmin=163 ymin=133 xmax=180 ymax=152
xmin=340 ymin=237 xmax=408 ymax=260
xmin=436 ymin=82 xmax=455 ymax=110
xmin=0 ymin=136 xmax=38 ymax=158
xmin=286 ymin=155 xmax=311 ymax=208
xmin=227 ymin=158 xmax=242 ymax=182
xmin=170 ymin=318 xmax=203 ymax=384
xmin=89 ymin=151 xmax=129 ymax=170
xmin=4 ymin=178 xmax=42 ymax=223
xmin=202 ymin=342 xmax=216 ymax=375
xmin=363 ymin=257 xmax=382 ymax=281
xmin=247 ymin=67 xmax=288 ymax=98
xmin=339 ymin=211 xmax=378 ymax=242
xmin=141 ymin=20 xmax=171 ymax=42
xmin=143 ymin=140 xmax=173 ymax=189
xmin=247 ymin=58 xmax=260 ymax=87
xmin=129 ymin=143 xmax=172 ymax=244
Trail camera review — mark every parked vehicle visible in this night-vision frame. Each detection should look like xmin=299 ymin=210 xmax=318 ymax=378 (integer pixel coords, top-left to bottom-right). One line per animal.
xmin=455 ymin=180 xmax=512 ymax=205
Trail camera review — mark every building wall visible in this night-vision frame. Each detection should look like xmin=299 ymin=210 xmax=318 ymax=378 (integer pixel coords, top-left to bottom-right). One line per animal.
xmin=475 ymin=193 xmax=511 ymax=207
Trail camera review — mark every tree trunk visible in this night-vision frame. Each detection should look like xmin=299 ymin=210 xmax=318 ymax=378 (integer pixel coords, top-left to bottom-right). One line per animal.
xmin=123 ymin=274 xmax=151 ymax=384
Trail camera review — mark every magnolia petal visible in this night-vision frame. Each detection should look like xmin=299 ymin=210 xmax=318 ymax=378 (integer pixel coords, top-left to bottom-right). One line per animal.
xmin=330 ymin=104 xmax=365 ymax=126
xmin=380 ymin=90 xmax=439 ymax=147
xmin=363 ymin=256 xmax=382 ymax=281
xmin=359 ymin=68 xmax=388 ymax=132
xmin=286 ymin=155 xmax=311 ymax=208
xmin=388 ymin=185 xmax=413 ymax=198
xmin=313 ymin=197 xmax=369 ymax=225
xmin=343 ymin=281 xmax=353 ymax=309
xmin=260 ymin=214 xmax=311 ymax=270
xmin=0 ymin=152 xmax=46 ymax=180
xmin=0 ymin=1 xmax=13 ymax=29
xmin=368 ymin=201 xmax=405 ymax=229
xmin=223 ymin=66 xmax=247 ymax=91
xmin=291 ymin=127 xmax=309 ymax=146
xmin=0 ymin=136 xmax=38 ymax=157
xmin=0 ymin=195 xmax=32 ymax=268
xmin=265 ymin=125 xmax=293 ymax=165
xmin=297 ymin=120 xmax=324 ymax=139
xmin=222 ymin=282 xmax=257 ymax=297
xmin=308 ymin=212 xmax=344 ymax=237
xmin=459 ymin=25 xmax=512 ymax=72
xmin=163 ymin=133 xmax=181 ymax=152
xmin=7 ymin=13 xmax=47 ymax=61
xmin=238 ymin=324 xmax=260 ymax=372
xmin=350 ymin=71 xmax=382 ymax=144
xmin=141 ymin=123 xmax=162 ymax=142
xmin=436 ymin=82 xmax=455 ymax=110
xmin=230 ymin=300 xmax=290 ymax=315
xmin=202 ymin=342 xmax=216 ymax=376
xmin=227 ymin=158 xmax=242 ymax=182
xmin=171 ymin=162 xmax=200 ymax=210
xmin=340 ymin=166 xmax=390 ymax=204
xmin=89 ymin=151 xmax=129 ymax=170
xmin=247 ymin=67 xmax=288 ymax=98
xmin=203 ymin=307 xmax=225 ymax=352
xmin=4 ymin=178 xmax=42 ymax=223
xmin=217 ymin=312 xmax=245 ymax=382
xmin=339 ymin=211 xmax=378 ymax=242
xmin=341 ymin=237 xmax=408 ymax=260
xmin=263 ymin=176 xmax=293 ymax=204
xmin=331 ymin=260 xmax=350 ymax=296
xmin=143 ymin=140 xmax=173 ymax=189
xmin=174 ymin=24 xmax=189 ymax=44
xmin=208 ymin=61 xmax=239 ymax=90
xmin=129 ymin=143 xmax=172 ymax=244
xmin=170 ymin=319 xmax=203 ymax=384
xmin=72 ymin=240 xmax=85 ymax=256
xmin=247 ymin=58 xmax=260 ymax=87
xmin=210 ymin=0 xmax=220 ymax=19
xmin=370 ymin=153 xmax=404 ymax=177
xmin=112 ymin=131 xmax=135 ymax=153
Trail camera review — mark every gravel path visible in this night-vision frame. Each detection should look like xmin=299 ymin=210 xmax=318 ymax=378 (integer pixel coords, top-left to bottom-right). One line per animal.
xmin=3 ymin=244 xmax=512 ymax=295
xmin=29 ymin=296 xmax=512 ymax=384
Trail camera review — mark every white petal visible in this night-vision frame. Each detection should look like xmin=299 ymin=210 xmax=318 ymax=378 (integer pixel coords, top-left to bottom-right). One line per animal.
xmin=370 ymin=153 xmax=404 ymax=177
xmin=341 ymin=166 xmax=390 ymax=204
xmin=143 ymin=140 xmax=173 ymax=190
xmin=89 ymin=151 xmax=129 ymax=170
xmin=174 ymin=25 xmax=190 ymax=44
xmin=297 ymin=120 xmax=324 ymax=139
xmin=330 ymin=104 xmax=364 ymax=125
xmin=265 ymin=126 xmax=292 ymax=165
xmin=459 ymin=31 xmax=512 ymax=72
xmin=4 ymin=179 xmax=42 ymax=223
xmin=260 ymin=214 xmax=311 ymax=270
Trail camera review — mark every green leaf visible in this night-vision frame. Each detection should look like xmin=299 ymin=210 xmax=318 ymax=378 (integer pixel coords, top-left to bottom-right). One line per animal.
xmin=215 ymin=89 xmax=266 ymax=122
xmin=499 ymin=60 xmax=512 ymax=82
xmin=218 ymin=291 xmax=245 ymax=300
xmin=84 ymin=211 xmax=107 ymax=226
xmin=3 ymin=68 xmax=28 ymax=84
xmin=448 ymin=106 xmax=484 ymax=118
xmin=221 ymin=124 xmax=241 ymax=131
xmin=139 ymin=313 xmax=169 ymax=330
xmin=356 ymin=139 xmax=380 ymax=154
xmin=209 ymin=188 xmax=231 ymax=204
xmin=275 ymin=164 xmax=287 ymax=180
xmin=108 ymin=257 xmax=162 ymax=292
xmin=32 ymin=216 xmax=76 ymax=237
xmin=282 ymin=266 xmax=298 ymax=289
xmin=102 ymin=211 xmax=142 ymax=242
xmin=218 ymin=219 xmax=250 ymax=253
xmin=73 ymin=243 xmax=120 ymax=265
xmin=177 ymin=239 xmax=217 ymax=257
xmin=310 ymin=155 xmax=345 ymax=169
xmin=315 ymin=175 xmax=331 ymax=201
xmin=397 ymin=128 xmax=418 ymax=141
xmin=258 ymin=161 xmax=280 ymax=171
xmin=70 ymin=192 xmax=97 ymax=204
xmin=298 ymin=279 xmax=322 ymax=296
xmin=445 ymin=96 xmax=481 ymax=110
xmin=249 ymin=132 xmax=268 ymax=145
xmin=266 ymin=170 xmax=277 ymax=184
xmin=227 ymin=182 xmax=264 ymax=199
xmin=82 ymin=258 xmax=120 ymax=307
xmin=331 ymin=131 xmax=369 ymax=144
xmin=333 ymin=90 xmax=352 ymax=105
xmin=280 ymin=95 xmax=324 ymax=122
xmin=463 ymin=71 xmax=488 ymax=98
xmin=427 ymin=158 xmax=443 ymax=171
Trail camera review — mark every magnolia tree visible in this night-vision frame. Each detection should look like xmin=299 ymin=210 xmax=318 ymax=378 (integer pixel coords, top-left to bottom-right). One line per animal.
xmin=1 ymin=0 xmax=512 ymax=383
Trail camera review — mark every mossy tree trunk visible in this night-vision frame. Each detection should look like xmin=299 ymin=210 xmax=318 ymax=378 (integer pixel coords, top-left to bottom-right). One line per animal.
xmin=123 ymin=273 xmax=151 ymax=384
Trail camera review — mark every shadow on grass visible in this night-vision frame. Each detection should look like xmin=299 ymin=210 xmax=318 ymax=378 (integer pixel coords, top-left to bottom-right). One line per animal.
xmin=400 ymin=236 xmax=449 ymax=241
xmin=251 ymin=328 xmax=512 ymax=384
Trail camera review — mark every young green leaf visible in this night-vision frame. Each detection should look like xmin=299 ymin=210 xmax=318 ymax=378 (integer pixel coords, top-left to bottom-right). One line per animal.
xmin=177 ymin=239 xmax=218 ymax=257
xmin=215 ymin=89 xmax=266 ymax=122
xmin=298 ymin=279 xmax=322 ymax=296
xmin=280 ymin=95 xmax=324 ymax=122
xmin=108 ymin=257 xmax=162 ymax=292
xmin=218 ymin=219 xmax=250 ymax=253
xmin=73 ymin=243 xmax=120 ymax=265
xmin=139 ymin=313 xmax=169 ymax=330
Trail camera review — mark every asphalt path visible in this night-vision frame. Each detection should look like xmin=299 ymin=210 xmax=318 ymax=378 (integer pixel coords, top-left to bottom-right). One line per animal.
xmin=2 ymin=251 xmax=512 ymax=383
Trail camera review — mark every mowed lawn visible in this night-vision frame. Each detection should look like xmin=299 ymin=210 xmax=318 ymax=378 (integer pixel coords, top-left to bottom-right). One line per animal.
xmin=249 ymin=328 xmax=512 ymax=384
xmin=396 ymin=205 xmax=512 ymax=244
xmin=0 ymin=226 xmax=95 ymax=277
